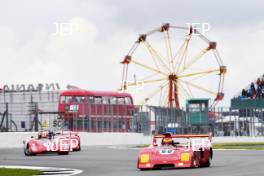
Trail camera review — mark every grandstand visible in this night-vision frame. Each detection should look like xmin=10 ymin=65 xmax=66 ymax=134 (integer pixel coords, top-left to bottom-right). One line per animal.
xmin=231 ymin=74 xmax=264 ymax=109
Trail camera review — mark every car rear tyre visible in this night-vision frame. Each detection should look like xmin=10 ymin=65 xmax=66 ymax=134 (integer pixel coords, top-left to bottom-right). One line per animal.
xmin=76 ymin=142 xmax=81 ymax=151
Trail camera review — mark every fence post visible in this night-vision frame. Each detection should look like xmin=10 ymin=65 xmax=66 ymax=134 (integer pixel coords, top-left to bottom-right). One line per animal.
xmin=5 ymin=103 xmax=9 ymax=132
xmin=34 ymin=103 xmax=38 ymax=132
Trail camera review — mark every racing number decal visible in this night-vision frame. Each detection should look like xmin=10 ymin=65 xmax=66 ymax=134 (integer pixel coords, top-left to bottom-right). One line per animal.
xmin=159 ymin=149 xmax=174 ymax=154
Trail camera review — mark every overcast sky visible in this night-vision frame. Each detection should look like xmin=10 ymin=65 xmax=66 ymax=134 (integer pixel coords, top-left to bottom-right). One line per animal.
xmin=0 ymin=0 xmax=264 ymax=107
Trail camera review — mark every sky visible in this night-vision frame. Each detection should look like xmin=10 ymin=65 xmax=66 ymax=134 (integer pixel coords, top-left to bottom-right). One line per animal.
xmin=0 ymin=0 xmax=264 ymax=107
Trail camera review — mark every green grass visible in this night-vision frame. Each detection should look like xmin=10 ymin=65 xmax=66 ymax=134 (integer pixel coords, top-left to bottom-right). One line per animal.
xmin=135 ymin=144 xmax=150 ymax=148
xmin=0 ymin=168 xmax=42 ymax=176
xmin=213 ymin=142 xmax=264 ymax=150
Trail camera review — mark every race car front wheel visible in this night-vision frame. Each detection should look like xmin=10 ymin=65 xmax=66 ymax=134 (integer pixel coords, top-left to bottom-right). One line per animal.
xmin=24 ymin=145 xmax=32 ymax=156
xmin=203 ymin=148 xmax=212 ymax=167
xmin=24 ymin=148 xmax=29 ymax=156
xmin=192 ymin=152 xmax=199 ymax=168
xmin=203 ymin=156 xmax=211 ymax=167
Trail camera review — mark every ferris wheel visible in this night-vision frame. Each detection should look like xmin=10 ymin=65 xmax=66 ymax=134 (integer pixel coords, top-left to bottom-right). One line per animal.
xmin=120 ymin=23 xmax=226 ymax=108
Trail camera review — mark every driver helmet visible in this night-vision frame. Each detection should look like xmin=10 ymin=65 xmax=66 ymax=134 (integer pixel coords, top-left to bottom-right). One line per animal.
xmin=162 ymin=137 xmax=173 ymax=145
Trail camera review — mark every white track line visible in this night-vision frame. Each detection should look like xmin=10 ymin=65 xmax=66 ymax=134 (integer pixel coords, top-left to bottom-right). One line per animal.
xmin=0 ymin=165 xmax=83 ymax=176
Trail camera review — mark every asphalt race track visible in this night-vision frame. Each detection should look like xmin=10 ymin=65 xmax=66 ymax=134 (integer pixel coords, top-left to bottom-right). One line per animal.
xmin=0 ymin=147 xmax=264 ymax=176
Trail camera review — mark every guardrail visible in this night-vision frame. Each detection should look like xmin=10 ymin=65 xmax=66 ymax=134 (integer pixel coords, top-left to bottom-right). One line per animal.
xmin=1 ymin=132 xmax=264 ymax=149
xmin=0 ymin=132 xmax=151 ymax=148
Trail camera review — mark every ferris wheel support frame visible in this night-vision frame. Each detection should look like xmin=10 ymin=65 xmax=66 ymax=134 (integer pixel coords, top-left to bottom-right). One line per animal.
xmin=120 ymin=23 xmax=226 ymax=108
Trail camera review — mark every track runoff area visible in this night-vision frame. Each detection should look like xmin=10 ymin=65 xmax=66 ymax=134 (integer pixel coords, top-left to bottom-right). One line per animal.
xmin=0 ymin=146 xmax=264 ymax=176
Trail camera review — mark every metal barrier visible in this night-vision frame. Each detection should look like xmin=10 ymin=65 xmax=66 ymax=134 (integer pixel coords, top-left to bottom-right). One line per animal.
xmin=1 ymin=101 xmax=264 ymax=136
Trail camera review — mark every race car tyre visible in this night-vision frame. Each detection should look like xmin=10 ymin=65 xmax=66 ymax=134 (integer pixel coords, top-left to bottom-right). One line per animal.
xmin=203 ymin=148 xmax=212 ymax=167
xmin=24 ymin=148 xmax=29 ymax=156
xmin=192 ymin=152 xmax=199 ymax=168
xmin=203 ymin=157 xmax=211 ymax=167
xmin=24 ymin=145 xmax=32 ymax=156
xmin=140 ymin=168 xmax=149 ymax=171
xmin=58 ymin=151 xmax=69 ymax=155
xmin=76 ymin=142 xmax=81 ymax=151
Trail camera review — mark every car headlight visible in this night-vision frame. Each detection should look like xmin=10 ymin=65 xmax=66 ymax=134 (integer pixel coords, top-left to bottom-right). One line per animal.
xmin=180 ymin=153 xmax=190 ymax=161
xmin=140 ymin=154 xmax=150 ymax=163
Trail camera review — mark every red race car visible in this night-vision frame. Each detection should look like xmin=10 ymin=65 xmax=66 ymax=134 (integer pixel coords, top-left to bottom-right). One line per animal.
xmin=137 ymin=133 xmax=213 ymax=170
xmin=54 ymin=131 xmax=81 ymax=151
xmin=23 ymin=131 xmax=71 ymax=156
